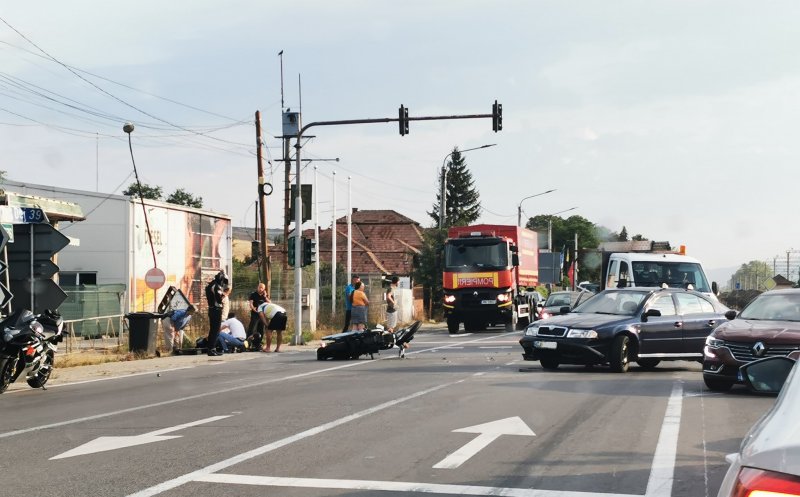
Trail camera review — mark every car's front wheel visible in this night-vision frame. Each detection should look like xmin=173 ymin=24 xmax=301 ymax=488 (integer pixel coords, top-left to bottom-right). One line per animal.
xmin=610 ymin=335 xmax=630 ymax=373
xmin=703 ymin=376 xmax=734 ymax=392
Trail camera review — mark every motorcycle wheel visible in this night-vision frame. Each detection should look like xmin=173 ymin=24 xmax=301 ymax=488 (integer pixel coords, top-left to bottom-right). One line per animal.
xmin=0 ymin=358 xmax=14 ymax=394
xmin=27 ymin=351 xmax=54 ymax=389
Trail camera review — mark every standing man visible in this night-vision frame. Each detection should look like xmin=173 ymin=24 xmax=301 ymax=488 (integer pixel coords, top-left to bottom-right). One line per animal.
xmin=385 ymin=276 xmax=399 ymax=332
xmin=257 ymin=301 xmax=288 ymax=353
xmin=342 ymin=274 xmax=360 ymax=332
xmin=247 ymin=283 xmax=268 ymax=348
xmin=205 ymin=271 xmax=227 ymax=356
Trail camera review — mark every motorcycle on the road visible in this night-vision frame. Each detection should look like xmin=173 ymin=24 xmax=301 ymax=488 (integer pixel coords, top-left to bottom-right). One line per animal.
xmin=0 ymin=309 xmax=65 ymax=393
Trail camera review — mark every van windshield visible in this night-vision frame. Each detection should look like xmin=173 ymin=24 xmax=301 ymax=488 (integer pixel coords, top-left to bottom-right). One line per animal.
xmin=630 ymin=262 xmax=710 ymax=292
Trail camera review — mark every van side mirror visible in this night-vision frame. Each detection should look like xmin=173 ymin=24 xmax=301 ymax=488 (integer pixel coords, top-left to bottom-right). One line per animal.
xmin=712 ymin=281 xmax=719 ymax=295
xmin=741 ymin=356 xmax=796 ymax=394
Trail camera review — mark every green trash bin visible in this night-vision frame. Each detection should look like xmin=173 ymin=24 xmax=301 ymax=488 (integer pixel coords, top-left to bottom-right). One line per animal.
xmin=126 ymin=312 xmax=163 ymax=355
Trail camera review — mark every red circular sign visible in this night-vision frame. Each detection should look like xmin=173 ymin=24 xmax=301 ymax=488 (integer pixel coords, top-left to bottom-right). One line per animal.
xmin=145 ymin=267 xmax=166 ymax=290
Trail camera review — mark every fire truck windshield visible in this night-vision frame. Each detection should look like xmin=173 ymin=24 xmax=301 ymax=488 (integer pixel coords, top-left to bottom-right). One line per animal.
xmin=445 ymin=239 xmax=508 ymax=269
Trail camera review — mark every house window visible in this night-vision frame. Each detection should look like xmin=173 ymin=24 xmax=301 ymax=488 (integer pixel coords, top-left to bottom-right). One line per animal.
xmin=59 ymin=271 xmax=98 ymax=286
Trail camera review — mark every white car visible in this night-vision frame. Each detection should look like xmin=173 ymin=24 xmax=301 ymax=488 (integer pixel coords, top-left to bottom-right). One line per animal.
xmin=716 ymin=355 xmax=800 ymax=496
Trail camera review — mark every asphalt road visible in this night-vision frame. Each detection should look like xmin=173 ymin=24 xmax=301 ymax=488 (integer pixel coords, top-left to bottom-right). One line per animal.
xmin=0 ymin=326 xmax=776 ymax=497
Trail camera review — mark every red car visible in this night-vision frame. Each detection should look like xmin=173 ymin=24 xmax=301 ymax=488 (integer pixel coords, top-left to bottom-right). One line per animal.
xmin=703 ymin=288 xmax=800 ymax=391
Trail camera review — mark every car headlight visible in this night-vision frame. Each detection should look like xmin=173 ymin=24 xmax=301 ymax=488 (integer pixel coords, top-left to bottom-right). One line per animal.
xmin=567 ymin=328 xmax=598 ymax=339
xmin=524 ymin=324 xmax=540 ymax=336
xmin=705 ymin=335 xmax=725 ymax=348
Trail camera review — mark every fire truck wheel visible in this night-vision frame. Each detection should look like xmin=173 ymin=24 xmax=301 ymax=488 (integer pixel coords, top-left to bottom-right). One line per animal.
xmin=447 ymin=318 xmax=460 ymax=334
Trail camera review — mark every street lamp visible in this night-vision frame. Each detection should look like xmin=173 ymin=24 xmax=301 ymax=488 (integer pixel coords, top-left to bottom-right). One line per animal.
xmin=439 ymin=144 xmax=496 ymax=229
xmin=517 ymin=189 xmax=556 ymax=227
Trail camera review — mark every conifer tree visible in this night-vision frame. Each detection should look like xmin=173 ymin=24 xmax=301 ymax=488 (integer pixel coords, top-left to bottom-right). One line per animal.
xmin=428 ymin=147 xmax=481 ymax=228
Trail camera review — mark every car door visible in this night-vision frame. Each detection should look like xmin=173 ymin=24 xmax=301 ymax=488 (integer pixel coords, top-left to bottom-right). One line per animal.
xmin=638 ymin=293 xmax=684 ymax=355
xmin=675 ymin=293 xmax=720 ymax=355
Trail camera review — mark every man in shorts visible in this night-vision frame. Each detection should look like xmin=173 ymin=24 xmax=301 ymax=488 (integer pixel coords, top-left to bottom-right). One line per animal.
xmin=257 ymin=300 xmax=288 ymax=352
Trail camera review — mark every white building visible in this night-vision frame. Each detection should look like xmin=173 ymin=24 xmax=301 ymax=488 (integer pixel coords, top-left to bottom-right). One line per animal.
xmin=2 ymin=180 xmax=232 ymax=313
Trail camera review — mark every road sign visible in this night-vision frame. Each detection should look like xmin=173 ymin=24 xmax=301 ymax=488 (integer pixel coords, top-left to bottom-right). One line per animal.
xmin=0 ymin=283 xmax=12 ymax=309
xmin=145 ymin=267 xmax=166 ymax=290
xmin=0 ymin=224 xmax=9 ymax=253
xmin=6 ymin=223 xmax=71 ymax=313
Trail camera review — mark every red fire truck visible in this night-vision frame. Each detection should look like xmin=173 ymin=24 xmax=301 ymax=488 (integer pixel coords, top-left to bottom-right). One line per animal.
xmin=442 ymin=224 xmax=539 ymax=333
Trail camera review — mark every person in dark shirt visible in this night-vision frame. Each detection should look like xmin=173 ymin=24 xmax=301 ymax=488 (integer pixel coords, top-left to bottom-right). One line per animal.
xmin=247 ymin=282 xmax=268 ymax=349
xmin=205 ymin=271 xmax=228 ymax=356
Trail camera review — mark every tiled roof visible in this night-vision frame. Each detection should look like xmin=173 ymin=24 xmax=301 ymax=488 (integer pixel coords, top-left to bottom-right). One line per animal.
xmin=309 ymin=209 xmax=423 ymax=276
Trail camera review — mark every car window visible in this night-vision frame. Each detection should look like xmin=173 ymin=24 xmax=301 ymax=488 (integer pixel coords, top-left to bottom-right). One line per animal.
xmin=675 ymin=293 xmax=703 ymax=315
xmin=574 ymin=290 xmax=649 ymax=315
xmin=648 ymin=294 xmax=676 ymax=316
xmin=546 ymin=293 xmax=572 ymax=307
xmin=697 ymin=297 xmax=715 ymax=313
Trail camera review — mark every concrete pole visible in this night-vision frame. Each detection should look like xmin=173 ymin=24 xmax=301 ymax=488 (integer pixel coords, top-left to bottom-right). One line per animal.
xmin=293 ymin=136 xmax=303 ymax=345
xmin=548 ymin=219 xmax=552 ymax=252
xmin=331 ymin=171 xmax=337 ymax=318
xmin=347 ymin=175 xmax=352 ymax=283
xmin=314 ymin=165 xmax=319 ymax=311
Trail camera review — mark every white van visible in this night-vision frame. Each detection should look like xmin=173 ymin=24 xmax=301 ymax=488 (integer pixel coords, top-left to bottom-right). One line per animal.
xmin=601 ymin=252 xmax=719 ymax=299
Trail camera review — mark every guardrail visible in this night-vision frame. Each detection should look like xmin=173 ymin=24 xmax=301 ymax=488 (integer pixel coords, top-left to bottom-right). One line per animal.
xmin=62 ymin=313 xmax=125 ymax=353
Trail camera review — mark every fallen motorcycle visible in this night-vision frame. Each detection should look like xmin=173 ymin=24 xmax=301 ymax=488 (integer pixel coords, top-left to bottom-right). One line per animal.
xmin=0 ymin=309 xmax=65 ymax=393
xmin=317 ymin=321 xmax=421 ymax=361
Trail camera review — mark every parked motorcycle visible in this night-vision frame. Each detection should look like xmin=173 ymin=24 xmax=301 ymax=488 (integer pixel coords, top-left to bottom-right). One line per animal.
xmin=0 ymin=309 xmax=65 ymax=393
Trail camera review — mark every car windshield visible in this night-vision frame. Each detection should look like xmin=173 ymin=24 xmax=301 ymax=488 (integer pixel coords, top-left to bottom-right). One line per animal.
xmin=545 ymin=293 xmax=573 ymax=307
xmin=740 ymin=293 xmax=800 ymax=321
xmin=572 ymin=290 xmax=649 ymax=316
xmin=444 ymin=239 xmax=508 ymax=269
xmin=630 ymin=261 xmax=711 ymax=293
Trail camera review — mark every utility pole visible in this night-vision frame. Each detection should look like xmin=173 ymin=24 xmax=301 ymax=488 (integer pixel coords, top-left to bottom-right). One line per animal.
xmin=332 ymin=170 xmax=337 ymax=319
xmin=283 ymin=135 xmax=291 ymax=296
xmin=255 ymin=111 xmax=271 ymax=294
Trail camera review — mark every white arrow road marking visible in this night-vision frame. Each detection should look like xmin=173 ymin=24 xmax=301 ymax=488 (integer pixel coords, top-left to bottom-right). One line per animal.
xmin=433 ymin=416 xmax=535 ymax=469
xmin=50 ymin=414 xmax=233 ymax=460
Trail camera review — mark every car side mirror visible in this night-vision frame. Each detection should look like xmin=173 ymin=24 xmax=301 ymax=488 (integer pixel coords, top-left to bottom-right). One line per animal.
xmin=741 ymin=356 xmax=796 ymax=395
xmin=725 ymin=310 xmax=737 ymax=320
xmin=642 ymin=308 xmax=661 ymax=322
xmin=559 ymin=306 xmax=570 ymax=315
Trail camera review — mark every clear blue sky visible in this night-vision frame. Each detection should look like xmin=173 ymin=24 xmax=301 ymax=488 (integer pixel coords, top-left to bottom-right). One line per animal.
xmin=2 ymin=1 xmax=799 ymax=273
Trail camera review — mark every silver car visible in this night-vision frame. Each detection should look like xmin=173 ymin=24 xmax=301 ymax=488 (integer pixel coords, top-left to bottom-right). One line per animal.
xmin=717 ymin=355 xmax=800 ymax=496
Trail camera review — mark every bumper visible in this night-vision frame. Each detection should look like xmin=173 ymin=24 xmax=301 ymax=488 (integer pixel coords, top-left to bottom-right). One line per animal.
xmin=444 ymin=304 xmax=513 ymax=321
xmin=702 ymin=346 xmax=745 ymax=383
xmin=519 ymin=336 xmax=611 ymax=364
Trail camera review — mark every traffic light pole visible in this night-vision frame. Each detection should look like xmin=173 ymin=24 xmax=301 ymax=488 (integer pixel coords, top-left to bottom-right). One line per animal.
xmin=291 ymin=103 xmax=502 ymax=346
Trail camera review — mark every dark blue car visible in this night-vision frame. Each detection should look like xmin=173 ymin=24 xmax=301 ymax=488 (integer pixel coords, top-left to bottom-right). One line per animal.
xmin=519 ymin=287 xmax=730 ymax=372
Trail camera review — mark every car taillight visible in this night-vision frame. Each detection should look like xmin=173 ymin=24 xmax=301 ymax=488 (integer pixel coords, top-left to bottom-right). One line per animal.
xmin=497 ymin=293 xmax=510 ymax=303
xmin=731 ymin=467 xmax=800 ymax=497
xmin=444 ymin=295 xmax=455 ymax=304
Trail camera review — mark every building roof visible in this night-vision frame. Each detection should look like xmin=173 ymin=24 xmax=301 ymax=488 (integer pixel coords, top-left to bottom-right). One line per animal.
xmin=306 ymin=209 xmax=424 ymax=276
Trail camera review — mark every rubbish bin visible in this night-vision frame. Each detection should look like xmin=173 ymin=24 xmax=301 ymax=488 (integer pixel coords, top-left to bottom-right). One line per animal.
xmin=126 ymin=312 xmax=164 ymax=355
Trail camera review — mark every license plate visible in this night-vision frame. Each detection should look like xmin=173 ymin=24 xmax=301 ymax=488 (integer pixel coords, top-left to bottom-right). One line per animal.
xmin=534 ymin=341 xmax=557 ymax=350
xmin=481 ymin=299 xmax=495 ymax=305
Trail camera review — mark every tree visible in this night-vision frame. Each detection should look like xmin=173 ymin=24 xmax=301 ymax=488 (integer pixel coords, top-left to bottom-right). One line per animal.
xmin=617 ymin=226 xmax=629 ymax=242
xmin=428 ymin=147 xmax=481 ymax=228
xmin=527 ymin=214 xmax=602 ymax=283
xmin=731 ymin=260 xmax=774 ymax=290
xmin=412 ymin=228 xmax=447 ymax=318
xmin=123 ymin=183 xmax=162 ymax=200
xmin=166 ymin=188 xmax=203 ymax=208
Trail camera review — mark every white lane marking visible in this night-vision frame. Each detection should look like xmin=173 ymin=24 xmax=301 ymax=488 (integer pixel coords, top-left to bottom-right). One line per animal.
xmin=5 ymin=366 xmax=196 ymax=394
xmin=0 ymin=334 xmax=501 ymax=439
xmin=433 ymin=417 xmax=536 ymax=469
xmin=479 ymin=346 xmax=513 ymax=349
xmin=645 ymin=382 xmax=683 ymax=497
xmin=196 ymin=474 xmax=640 ymax=497
xmin=125 ymin=379 xmax=465 ymax=497
xmin=51 ymin=414 xmax=233 ymax=460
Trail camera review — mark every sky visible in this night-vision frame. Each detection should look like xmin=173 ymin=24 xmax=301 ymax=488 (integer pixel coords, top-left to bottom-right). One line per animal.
xmin=2 ymin=1 xmax=800 ymax=278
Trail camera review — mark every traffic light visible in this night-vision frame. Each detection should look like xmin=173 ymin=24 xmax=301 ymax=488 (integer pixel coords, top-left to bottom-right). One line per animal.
xmin=492 ymin=100 xmax=503 ymax=132
xmin=398 ymin=105 xmax=409 ymax=136
xmin=288 ymin=235 xmax=296 ymax=267
xmin=302 ymin=237 xmax=317 ymax=266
